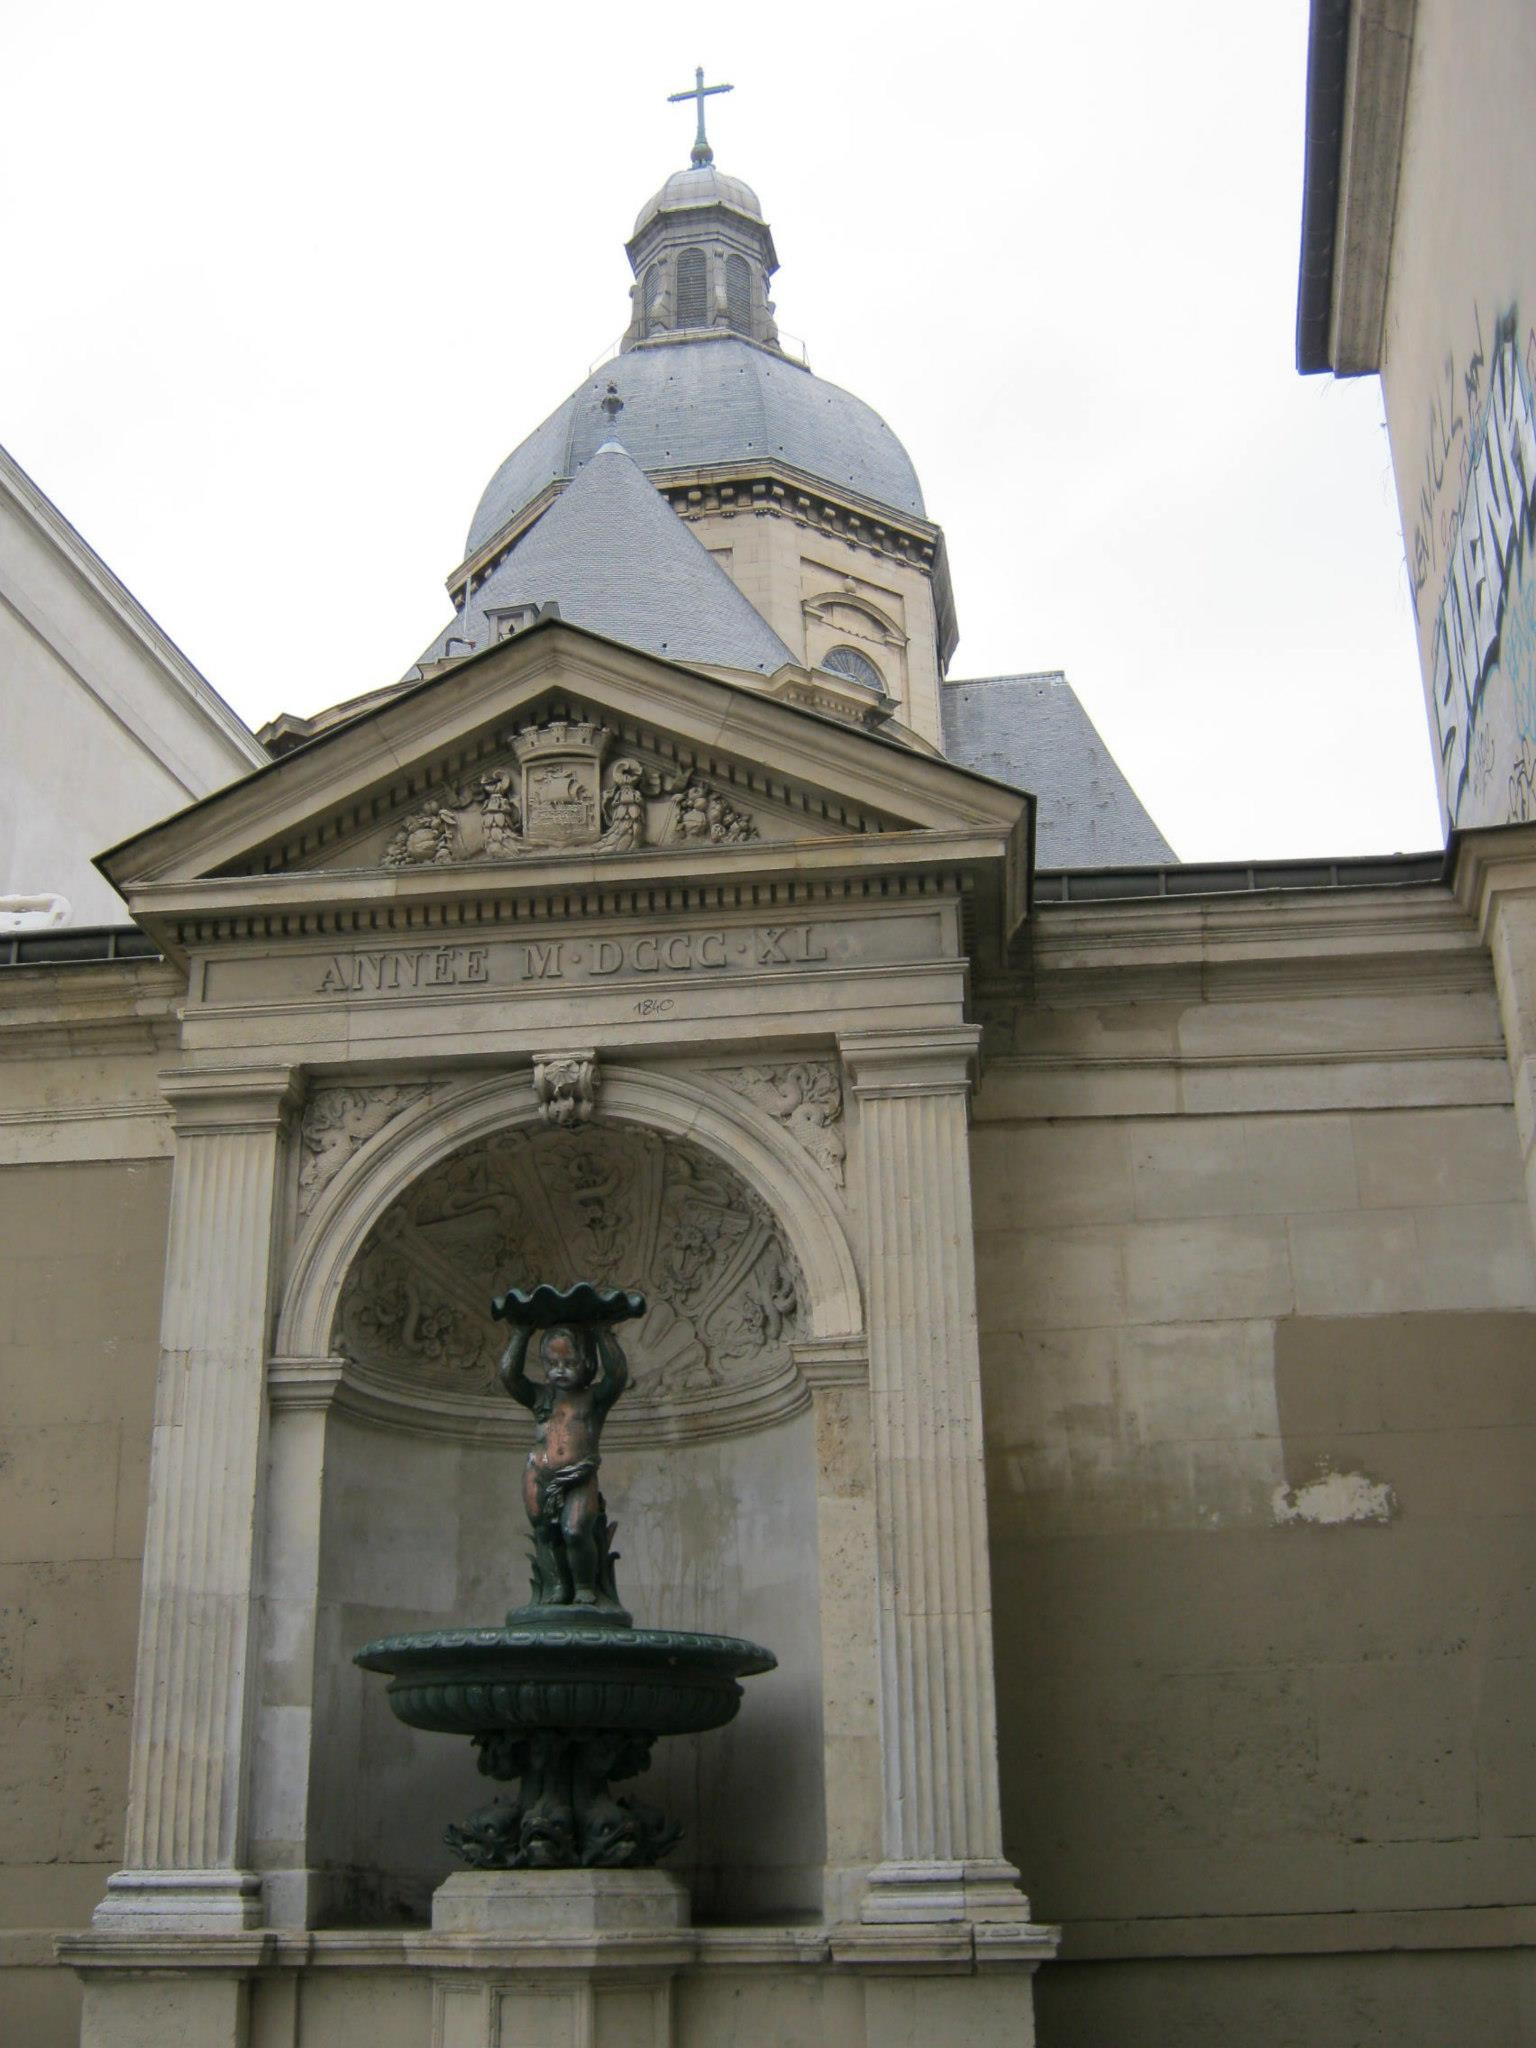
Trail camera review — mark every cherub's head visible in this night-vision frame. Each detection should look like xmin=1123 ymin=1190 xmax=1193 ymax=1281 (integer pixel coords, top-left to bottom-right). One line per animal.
xmin=539 ymin=1324 xmax=593 ymax=1389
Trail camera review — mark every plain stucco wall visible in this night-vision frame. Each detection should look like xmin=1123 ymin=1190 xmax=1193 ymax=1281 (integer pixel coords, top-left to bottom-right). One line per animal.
xmin=973 ymin=976 xmax=1536 ymax=2043
xmin=0 ymin=1157 xmax=170 ymax=2048
xmin=1034 ymin=1950 xmax=1536 ymax=2047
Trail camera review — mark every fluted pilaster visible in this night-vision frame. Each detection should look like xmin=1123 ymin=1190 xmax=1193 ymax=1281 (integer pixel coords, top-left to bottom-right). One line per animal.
xmin=1455 ymin=829 xmax=1536 ymax=1253
xmin=95 ymin=1066 xmax=297 ymax=1932
xmin=842 ymin=1028 xmax=1026 ymax=1925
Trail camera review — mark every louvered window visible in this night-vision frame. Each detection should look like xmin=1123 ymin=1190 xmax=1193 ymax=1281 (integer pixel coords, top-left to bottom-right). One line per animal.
xmin=643 ymin=262 xmax=666 ymax=337
xmin=820 ymin=645 xmax=887 ymax=694
xmin=676 ymin=247 xmax=709 ymax=330
xmin=725 ymin=253 xmax=752 ymax=334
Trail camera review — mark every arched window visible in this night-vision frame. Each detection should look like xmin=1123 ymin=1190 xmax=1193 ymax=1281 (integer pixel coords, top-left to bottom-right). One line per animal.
xmin=676 ymin=247 xmax=709 ymax=330
xmin=819 ymin=645 xmax=886 ymax=695
xmin=725 ymin=253 xmax=752 ymax=334
xmin=643 ymin=262 xmax=666 ymax=337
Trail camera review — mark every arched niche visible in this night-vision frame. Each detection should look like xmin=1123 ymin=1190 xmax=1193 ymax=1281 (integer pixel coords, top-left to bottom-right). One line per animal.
xmin=283 ymin=1069 xmax=860 ymax=1925
xmin=279 ymin=1065 xmax=861 ymax=1363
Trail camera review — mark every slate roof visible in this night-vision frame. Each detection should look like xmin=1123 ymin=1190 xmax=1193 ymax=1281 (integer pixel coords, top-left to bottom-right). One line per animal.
xmin=941 ymin=672 xmax=1176 ymax=867
xmin=633 ymin=165 xmax=764 ymax=236
xmin=421 ymin=440 xmax=798 ymax=677
xmin=465 ymin=337 xmax=925 ymax=558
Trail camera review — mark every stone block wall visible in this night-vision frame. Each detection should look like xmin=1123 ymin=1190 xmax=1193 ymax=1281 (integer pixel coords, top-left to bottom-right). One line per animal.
xmin=973 ymin=973 xmax=1536 ymax=2045
xmin=0 ymin=1158 xmax=170 ymax=2047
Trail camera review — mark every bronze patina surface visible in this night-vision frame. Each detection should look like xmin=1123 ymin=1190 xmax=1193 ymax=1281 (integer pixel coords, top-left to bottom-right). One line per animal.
xmin=354 ymin=1280 xmax=775 ymax=1871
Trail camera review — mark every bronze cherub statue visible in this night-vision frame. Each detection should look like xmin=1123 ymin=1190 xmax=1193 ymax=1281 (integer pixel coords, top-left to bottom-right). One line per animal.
xmin=491 ymin=1282 xmax=645 ymax=1620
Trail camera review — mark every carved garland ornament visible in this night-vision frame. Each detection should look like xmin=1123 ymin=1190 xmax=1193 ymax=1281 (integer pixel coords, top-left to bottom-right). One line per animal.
xmin=721 ymin=1064 xmax=845 ymax=1187
xmin=332 ymin=1124 xmax=803 ymax=1417
xmin=382 ymin=719 xmax=757 ymax=868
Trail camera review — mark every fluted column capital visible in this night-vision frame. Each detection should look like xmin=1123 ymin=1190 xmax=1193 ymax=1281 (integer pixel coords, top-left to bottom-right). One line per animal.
xmin=839 ymin=1026 xmax=980 ymax=1097
xmin=159 ymin=1064 xmax=301 ymax=1135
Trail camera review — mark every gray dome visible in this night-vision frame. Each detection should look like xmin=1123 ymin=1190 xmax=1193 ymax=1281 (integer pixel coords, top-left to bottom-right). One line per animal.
xmin=633 ymin=164 xmax=763 ymax=236
xmin=466 ymin=338 xmax=925 ymax=559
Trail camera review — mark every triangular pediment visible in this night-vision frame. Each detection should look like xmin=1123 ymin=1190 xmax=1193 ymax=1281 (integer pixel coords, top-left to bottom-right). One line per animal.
xmin=99 ymin=620 xmax=1033 ymax=947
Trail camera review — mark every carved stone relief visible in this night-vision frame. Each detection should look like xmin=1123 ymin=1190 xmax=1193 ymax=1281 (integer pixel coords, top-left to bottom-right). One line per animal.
xmin=298 ymin=1085 xmax=425 ymax=1216
xmin=721 ymin=1064 xmax=846 ymax=1187
xmin=332 ymin=1125 xmax=803 ymax=1420
xmin=381 ymin=718 xmax=756 ymax=869
xmin=534 ymin=1052 xmax=600 ymax=1128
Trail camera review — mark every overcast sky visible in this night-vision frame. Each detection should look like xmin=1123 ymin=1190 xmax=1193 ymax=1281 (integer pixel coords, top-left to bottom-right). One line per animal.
xmin=2 ymin=0 xmax=1442 ymax=861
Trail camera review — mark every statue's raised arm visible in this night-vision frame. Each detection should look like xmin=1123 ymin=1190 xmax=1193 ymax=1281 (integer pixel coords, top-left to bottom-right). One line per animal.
xmin=497 ymin=1325 xmax=538 ymax=1410
xmin=591 ymin=1325 xmax=631 ymax=1415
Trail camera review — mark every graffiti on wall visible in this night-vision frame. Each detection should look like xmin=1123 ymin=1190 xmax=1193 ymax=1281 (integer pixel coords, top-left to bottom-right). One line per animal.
xmin=1422 ymin=307 xmax=1536 ymax=826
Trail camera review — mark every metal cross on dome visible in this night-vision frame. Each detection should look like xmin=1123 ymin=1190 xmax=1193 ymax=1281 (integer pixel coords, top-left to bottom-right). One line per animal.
xmin=667 ymin=66 xmax=733 ymax=167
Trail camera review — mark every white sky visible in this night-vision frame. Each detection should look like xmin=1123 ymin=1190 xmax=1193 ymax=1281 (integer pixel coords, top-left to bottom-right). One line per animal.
xmin=1 ymin=0 xmax=1443 ymax=862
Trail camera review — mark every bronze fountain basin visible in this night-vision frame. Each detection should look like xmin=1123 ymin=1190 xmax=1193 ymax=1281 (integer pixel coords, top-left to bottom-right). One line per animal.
xmin=352 ymin=1282 xmax=777 ymax=1871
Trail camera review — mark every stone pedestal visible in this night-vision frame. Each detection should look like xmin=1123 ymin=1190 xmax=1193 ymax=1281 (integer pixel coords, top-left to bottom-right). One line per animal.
xmin=426 ymin=1870 xmax=692 ymax=2048
xmin=431 ymin=1867 xmax=691 ymax=1939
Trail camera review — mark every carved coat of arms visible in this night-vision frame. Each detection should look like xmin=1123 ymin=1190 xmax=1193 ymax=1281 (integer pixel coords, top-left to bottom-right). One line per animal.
xmin=382 ymin=718 xmax=756 ymax=869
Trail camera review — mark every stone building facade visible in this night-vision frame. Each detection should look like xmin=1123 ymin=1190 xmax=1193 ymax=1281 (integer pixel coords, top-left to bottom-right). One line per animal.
xmin=1299 ymin=0 xmax=1536 ymax=832
xmin=2 ymin=99 xmax=1535 ymax=2048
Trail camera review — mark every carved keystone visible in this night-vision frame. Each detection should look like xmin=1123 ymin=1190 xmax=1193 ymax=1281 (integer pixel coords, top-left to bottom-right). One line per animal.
xmin=533 ymin=1052 xmax=601 ymax=1128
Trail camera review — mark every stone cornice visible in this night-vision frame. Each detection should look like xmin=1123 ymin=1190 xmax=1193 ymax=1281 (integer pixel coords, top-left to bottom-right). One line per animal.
xmin=792 ymin=1335 xmax=870 ymax=1390
xmin=1296 ymin=0 xmax=1415 ymax=375
xmin=268 ymin=1349 xmax=811 ymax=1449
xmin=127 ymin=841 xmax=983 ymax=956
xmin=0 ymin=957 xmax=182 ymax=1060
xmin=58 ymin=1918 xmax=1057 ymax=1977
xmin=1010 ymin=880 xmax=1488 ymax=1004
xmin=453 ymin=459 xmax=943 ymax=608
xmin=160 ymin=1064 xmax=301 ymax=1136
xmin=1328 ymin=0 xmax=1416 ymax=375
xmin=448 ymin=457 xmax=958 ymax=675
xmin=1452 ymin=822 xmax=1536 ymax=939
xmin=57 ymin=1930 xmax=276 ymax=1974
xmin=840 ymin=1024 xmax=981 ymax=1096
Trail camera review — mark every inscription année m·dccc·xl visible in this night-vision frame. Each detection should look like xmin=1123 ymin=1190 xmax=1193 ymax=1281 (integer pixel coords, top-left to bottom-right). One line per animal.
xmin=312 ymin=925 xmax=830 ymax=995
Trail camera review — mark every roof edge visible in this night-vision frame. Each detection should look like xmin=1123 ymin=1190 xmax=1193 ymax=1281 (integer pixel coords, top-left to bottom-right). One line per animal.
xmin=0 ymin=441 xmax=267 ymax=770
xmin=1297 ymin=0 xmax=1416 ymax=377
xmin=96 ymin=612 xmax=1033 ymax=891
xmin=1296 ymin=0 xmax=1353 ymax=373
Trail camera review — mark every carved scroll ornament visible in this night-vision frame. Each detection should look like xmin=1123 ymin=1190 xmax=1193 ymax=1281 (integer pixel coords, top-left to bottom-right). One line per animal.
xmin=721 ymin=1063 xmax=846 ymax=1187
xmin=298 ymin=1084 xmax=424 ymax=1215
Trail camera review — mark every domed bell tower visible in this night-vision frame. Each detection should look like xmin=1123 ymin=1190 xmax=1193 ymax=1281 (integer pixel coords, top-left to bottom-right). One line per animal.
xmin=622 ymin=70 xmax=781 ymax=352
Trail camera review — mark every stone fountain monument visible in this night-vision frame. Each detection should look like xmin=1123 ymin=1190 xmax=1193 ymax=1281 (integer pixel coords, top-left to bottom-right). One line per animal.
xmin=354 ymin=1280 xmax=776 ymax=1938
